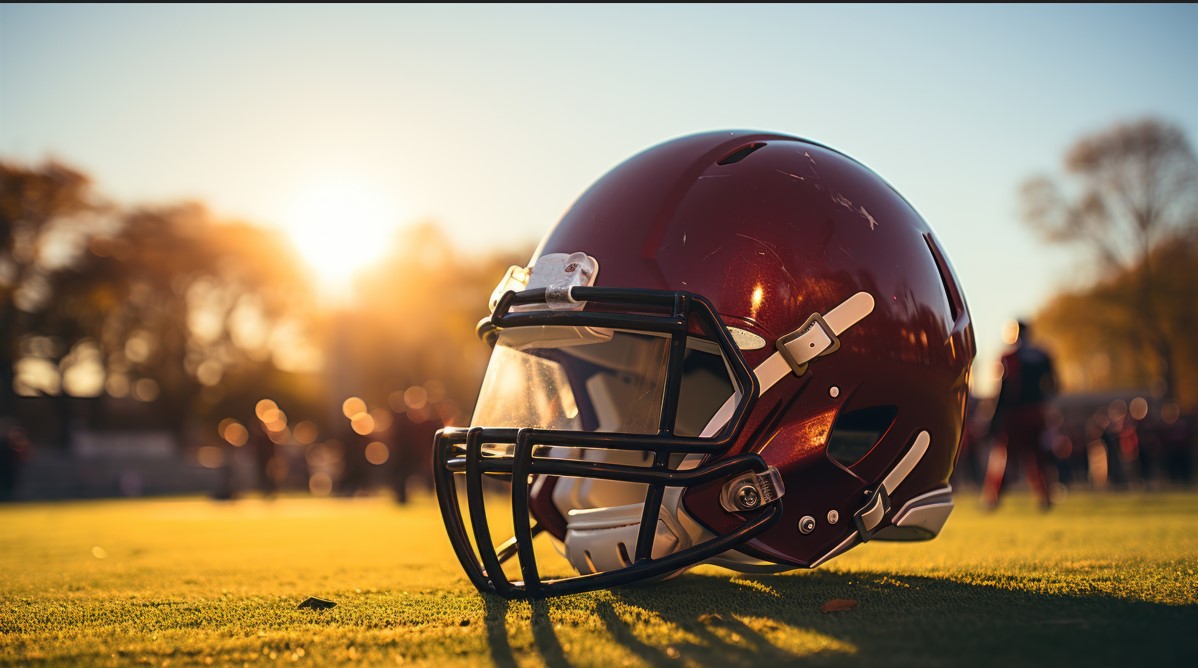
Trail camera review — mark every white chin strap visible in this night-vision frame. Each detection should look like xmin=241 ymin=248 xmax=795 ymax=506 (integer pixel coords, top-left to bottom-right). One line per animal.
xmin=556 ymin=292 xmax=877 ymax=576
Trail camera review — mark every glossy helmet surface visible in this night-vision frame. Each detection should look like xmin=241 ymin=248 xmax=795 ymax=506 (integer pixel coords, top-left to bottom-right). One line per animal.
xmin=434 ymin=130 xmax=975 ymax=598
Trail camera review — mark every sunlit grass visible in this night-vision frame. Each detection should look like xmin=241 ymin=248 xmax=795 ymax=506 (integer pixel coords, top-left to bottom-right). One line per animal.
xmin=1 ymin=490 xmax=1196 ymax=666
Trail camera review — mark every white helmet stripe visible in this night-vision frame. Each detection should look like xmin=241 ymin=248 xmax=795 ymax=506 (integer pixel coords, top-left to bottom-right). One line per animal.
xmin=881 ymin=430 xmax=931 ymax=496
xmin=699 ymin=291 xmax=874 ymax=439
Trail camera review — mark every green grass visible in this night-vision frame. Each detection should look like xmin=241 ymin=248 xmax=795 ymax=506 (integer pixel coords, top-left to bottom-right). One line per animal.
xmin=1 ymin=490 xmax=1196 ymax=667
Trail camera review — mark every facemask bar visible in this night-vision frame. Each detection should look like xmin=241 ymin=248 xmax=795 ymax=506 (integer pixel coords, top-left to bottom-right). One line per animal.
xmin=434 ymin=428 xmax=781 ymax=598
xmin=434 ymin=286 xmax=776 ymax=598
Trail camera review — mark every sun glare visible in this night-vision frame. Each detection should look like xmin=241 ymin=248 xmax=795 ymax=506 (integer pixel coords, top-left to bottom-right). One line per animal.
xmin=282 ymin=178 xmax=400 ymax=301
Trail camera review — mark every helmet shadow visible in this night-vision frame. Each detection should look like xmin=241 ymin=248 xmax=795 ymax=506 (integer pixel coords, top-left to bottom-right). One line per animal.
xmin=481 ymin=569 xmax=1197 ymax=667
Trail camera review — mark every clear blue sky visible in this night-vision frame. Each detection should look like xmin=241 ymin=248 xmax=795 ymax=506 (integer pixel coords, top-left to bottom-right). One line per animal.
xmin=2 ymin=3 xmax=1196 ymax=396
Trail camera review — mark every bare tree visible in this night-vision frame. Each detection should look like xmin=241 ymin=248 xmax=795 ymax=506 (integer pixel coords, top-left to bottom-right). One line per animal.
xmin=1021 ymin=118 xmax=1198 ymax=400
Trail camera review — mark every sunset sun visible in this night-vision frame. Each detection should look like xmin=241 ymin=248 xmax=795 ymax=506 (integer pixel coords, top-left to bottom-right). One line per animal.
xmin=282 ymin=178 xmax=401 ymax=300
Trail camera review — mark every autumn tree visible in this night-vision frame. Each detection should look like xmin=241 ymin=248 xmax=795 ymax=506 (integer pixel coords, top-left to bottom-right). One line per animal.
xmin=2 ymin=158 xmax=325 ymax=447
xmin=1020 ymin=118 xmax=1198 ymax=400
xmin=0 ymin=161 xmax=108 ymax=420
xmin=3 ymin=156 xmax=537 ymax=464
xmin=77 ymin=203 xmax=323 ymax=441
xmin=1035 ymin=235 xmax=1198 ymax=408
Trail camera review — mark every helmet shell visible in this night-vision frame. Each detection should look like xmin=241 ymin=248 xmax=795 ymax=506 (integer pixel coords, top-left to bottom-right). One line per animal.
xmin=532 ymin=130 xmax=974 ymax=566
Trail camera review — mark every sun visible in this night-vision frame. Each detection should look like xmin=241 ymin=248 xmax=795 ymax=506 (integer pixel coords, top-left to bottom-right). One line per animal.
xmin=282 ymin=177 xmax=400 ymax=301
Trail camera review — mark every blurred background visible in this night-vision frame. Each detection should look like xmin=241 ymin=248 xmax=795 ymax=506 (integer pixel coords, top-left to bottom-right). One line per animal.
xmin=1 ymin=4 xmax=1195 ymax=503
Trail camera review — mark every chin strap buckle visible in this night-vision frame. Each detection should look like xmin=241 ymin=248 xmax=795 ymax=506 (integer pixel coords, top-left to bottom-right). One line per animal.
xmin=720 ymin=467 xmax=785 ymax=513
xmin=775 ymin=291 xmax=875 ymax=376
xmin=777 ymin=313 xmax=841 ymax=376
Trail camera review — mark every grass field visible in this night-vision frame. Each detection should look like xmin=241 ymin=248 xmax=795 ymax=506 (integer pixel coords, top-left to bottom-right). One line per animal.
xmin=1 ymin=489 xmax=1196 ymax=667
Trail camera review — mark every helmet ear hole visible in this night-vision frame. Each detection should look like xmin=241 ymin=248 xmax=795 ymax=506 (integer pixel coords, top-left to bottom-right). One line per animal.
xmin=826 ymin=405 xmax=898 ymax=467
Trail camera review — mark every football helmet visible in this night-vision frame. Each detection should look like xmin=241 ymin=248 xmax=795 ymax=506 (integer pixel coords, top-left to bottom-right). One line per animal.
xmin=434 ymin=130 xmax=975 ymax=598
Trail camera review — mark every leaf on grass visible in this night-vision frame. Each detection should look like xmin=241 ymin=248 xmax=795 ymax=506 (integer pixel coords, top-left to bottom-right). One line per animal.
xmin=297 ymin=596 xmax=336 ymax=610
xmin=820 ymin=599 xmax=858 ymax=613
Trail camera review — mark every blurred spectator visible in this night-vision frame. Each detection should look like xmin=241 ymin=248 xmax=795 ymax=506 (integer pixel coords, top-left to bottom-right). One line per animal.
xmin=251 ymin=418 xmax=278 ymax=498
xmin=389 ymin=385 xmax=441 ymax=504
xmin=1085 ymin=408 xmax=1112 ymax=489
xmin=338 ymin=424 xmax=369 ymax=497
xmin=1043 ymin=405 xmax=1073 ymax=495
xmin=0 ymin=419 xmax=31 ymax=501
xmin=1053 ymin=413 xmax=1088 ymax=488
xmin=1137 ymin=417 xmax=1162 ymax=490
xmin=212 ymin=439 xmax=238 ymax=502
xmin=983 ymin=320 xmax=1058 ymax=511
xmin=1159 ymin=403 xmax=1195 ymax=486
xmin=1119 ymin=409 xmax=1141 ymax=483
xmin=1099 ymin=400 xmax=1133 ymax=489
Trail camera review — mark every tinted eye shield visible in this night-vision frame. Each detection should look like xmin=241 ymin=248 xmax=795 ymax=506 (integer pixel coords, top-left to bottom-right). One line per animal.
xmin=434 ymin=286 xmax=782 ymax=598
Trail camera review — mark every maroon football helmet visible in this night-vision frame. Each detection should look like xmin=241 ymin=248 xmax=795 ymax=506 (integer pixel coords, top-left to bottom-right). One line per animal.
xmin=434 ymin=130 xmax=975 ymax=598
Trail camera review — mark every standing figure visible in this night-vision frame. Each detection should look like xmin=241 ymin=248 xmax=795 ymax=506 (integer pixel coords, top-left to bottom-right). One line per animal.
xmin=0 ymin=419 xmax=30 ymax=502
xmin=984 ymin=319 xmax=1058 ymax=510
xmin=252 ymin=418 xmax=278 ymax=499
xmin=389 ymin=385 xmax=441 ymax=504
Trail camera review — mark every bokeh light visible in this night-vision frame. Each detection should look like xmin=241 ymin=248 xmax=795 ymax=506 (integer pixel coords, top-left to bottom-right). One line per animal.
xmin=255 ymin=399 xmax=279 ymax=421
xmin=308 ymin=472 xmax=333 ymax=496
xmin=105 ymin=373 xmax=130 ymax=398
xmin=364 ymin=441 xmax=389 ymax=465
xmin=350 ymin=413 xmax=375 ymax=436
xmin=132 ymin=378 xmax=159 ymax=402
xmin=221 ymin=421 xmax=249 ymax=447
xmin=196 ymin=445 xmax=225 ymax=469
xmin=1129 ymin=397 xmax=1149 ymax=421
xmin=293 ymin=420 xmax=319 ymax=445
xmin=1162 ymin=402 xmax=1181 ymax=424
xmin=342 ymin=397 xmax=366 ymax=419
xmin=403 ymin=386 xmax=428 ymax=411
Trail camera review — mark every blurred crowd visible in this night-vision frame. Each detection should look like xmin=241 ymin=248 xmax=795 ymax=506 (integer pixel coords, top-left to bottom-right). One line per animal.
xmin=954 ymin=321 xmax=1196 ymax=506
xmin=957 ymin=394 xmax=1196 ymax=495
xmin=0 ymin=381 xmax=460 ymax=504
xmin=208 ymin=382 xmax=460 ymax=504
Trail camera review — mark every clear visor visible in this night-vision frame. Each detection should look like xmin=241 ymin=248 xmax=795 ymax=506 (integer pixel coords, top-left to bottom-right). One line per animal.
xmin=471 ymin=326 xmax=738 ymax=437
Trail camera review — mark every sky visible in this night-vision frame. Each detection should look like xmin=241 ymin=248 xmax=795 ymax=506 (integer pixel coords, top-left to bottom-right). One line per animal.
xmin=2 ymin=3 xmax=1196 ymax=397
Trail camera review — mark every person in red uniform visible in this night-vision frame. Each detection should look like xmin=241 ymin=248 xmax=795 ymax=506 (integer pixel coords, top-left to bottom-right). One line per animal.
xmin=983 ymin=319 xmax=1058 ymax=510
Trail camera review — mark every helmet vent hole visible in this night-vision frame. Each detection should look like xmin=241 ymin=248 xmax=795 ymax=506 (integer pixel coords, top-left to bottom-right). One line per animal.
xmin=925 ymin=234 xmax=962 ymax=323
xmin=717 ymin=142 xmax=766 ymax=166
xmin=827 ymin=405 xmax=898 ymax=467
